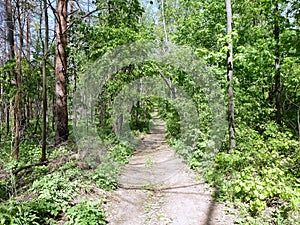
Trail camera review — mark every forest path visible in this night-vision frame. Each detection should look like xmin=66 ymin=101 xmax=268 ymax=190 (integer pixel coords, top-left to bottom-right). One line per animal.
xmin=104 ymin=116 xmax=236 ymax=225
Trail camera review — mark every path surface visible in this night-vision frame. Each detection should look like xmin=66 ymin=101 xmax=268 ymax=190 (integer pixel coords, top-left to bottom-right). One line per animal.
xmin=104 ymin=117 xmax=235 ymax=225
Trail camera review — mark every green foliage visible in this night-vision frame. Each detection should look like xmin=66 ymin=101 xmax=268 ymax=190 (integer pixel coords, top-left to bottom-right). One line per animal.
xmin=0 ymin=181 xmax=7 ymax=200
xmin=0 ymin=158 xmax=109 ymax=225
xmin=19 ymin=141 xmax=43 ymax=164
xmin=0 ymin=191 xmax=69 ymax=224
xmin=189 ymin=142 xmax=207 ymax=168
xmin=0 ymin=200 xmax=41 ymax=225
xmin=96 ymin=0 xmax=144 ymax=29
xmin=92 ymin=144 xmax=133 ymax=190
xmin=65 ymin=200 xmax=106 ymax=225
xmin=157 ymin=99 xmax=181 ymax=139
xmin=200 ymin=123 xmax=300 ymax=222
xmin=130 ymin=97 xmax=153 ymax=133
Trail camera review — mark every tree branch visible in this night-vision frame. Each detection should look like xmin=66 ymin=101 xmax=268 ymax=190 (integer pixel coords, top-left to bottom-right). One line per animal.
xmin=12 ymin=161 xmax=48 ymax=176
xmin=66 ymin=8 xmax=105 ymax=32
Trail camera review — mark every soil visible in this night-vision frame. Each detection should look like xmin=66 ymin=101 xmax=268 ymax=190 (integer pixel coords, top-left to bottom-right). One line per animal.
xmin=104 ymin=117 xmax=236 ymax=225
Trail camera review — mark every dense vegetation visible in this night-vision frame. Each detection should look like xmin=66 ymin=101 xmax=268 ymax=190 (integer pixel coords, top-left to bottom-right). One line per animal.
xmin=0 ymin=0 xmax=299 ymax=224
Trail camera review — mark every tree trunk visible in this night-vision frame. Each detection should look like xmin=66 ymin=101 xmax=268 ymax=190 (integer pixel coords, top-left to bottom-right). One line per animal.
xmin=274 ymin=3 xmax=281 ymax=124
xmin=41 ymin=0 xmax=49 ymax=161
xmin=161 ymin=0 xmax=169 ymax=43
xmin=25 ymin=7 xmax=31 ymax=128
xmin=6 ymin=101 xmax=9 ymax=136
xmin=26 ymin=9 xmax=31 ymax=60
xmin=225 ymin=0 xmax=236 ymax=149
xmin=4 ymin=0 xmax=15 ymax=137
xmin=13 ymin=0 xmax=24 ymax=160
xmin=55 ymin=0 xmax=69 ymax=145
xmin=5 ymin=0 xmax=15 ymax=60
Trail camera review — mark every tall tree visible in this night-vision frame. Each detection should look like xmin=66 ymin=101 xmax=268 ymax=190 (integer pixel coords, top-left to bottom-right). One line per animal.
xmin=13 ymin=0 xmax=24 ymax=160
xmin=55 ymin=0 xmax=69 ymax=145
xmin=4 ymin=0 xmax=14 ymax=60
xmin=225 ymin=0 xmax=236 ymax=149
xmin=161 ymin=0 xmax=168 ymax=42
xmin=273 ymin=1 xmax=281 ymax=124
xmin=41 ymin=0 xmax=49 ymax=161
xmin=4 ymin=0 xmax=15 ymax=136
xmin=25 ymin=3 xmax=32 ymax=128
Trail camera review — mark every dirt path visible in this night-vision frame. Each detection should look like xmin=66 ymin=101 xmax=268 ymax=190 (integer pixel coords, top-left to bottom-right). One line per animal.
xmin=104 ymin=117 xmax=235 ymax=225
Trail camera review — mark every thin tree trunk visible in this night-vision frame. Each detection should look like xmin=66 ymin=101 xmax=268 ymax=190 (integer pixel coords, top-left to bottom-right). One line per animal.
xmin=1 ymin=13 xmax=6 ymax=142
xmin=25 ymin=7 xmax=31 ymax=128
xmin=225 ymin=0 xmax=236 ymax=149
xmin=55 ymin=0 xmax=69 ymax=145
xmin=161 ymin=0 xmax=168 ymax=43
xmin=5 ymin=0 xmax=15 ymax=60
xmin=34 ymin=98 xmax=40 ymax=134
xmin=13 ymin=0 xmax=23 ymax=160
xmin=52 ymin=15 xmax=56 ymax=133
xmin=274 ymin=3 xmax=281 ymax=124
xmin=6 ymin=102 xmax=9 ymax=136
xmin=26 ymin=9 xmax=31 ymax=60
xmin=41 ymin=0 xmax=49 ymax=161
xmin=4 ymin=0 xmax=15 ymax=137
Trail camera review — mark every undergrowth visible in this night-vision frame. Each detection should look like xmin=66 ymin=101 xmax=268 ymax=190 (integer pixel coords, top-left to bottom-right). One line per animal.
xmin=0 ymin=135 xmax=133 ymax=224
xmin=191 ymin=122 xmax=300 ymax=224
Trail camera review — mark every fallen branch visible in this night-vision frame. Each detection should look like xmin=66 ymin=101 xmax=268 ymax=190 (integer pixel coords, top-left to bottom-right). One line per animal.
xmin=12 ymin=161 xmax=48 ymax=176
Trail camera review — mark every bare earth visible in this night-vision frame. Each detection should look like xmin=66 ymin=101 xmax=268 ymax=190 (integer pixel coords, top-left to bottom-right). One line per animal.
xmin=104 ymin=118 xmax=236 ymax=225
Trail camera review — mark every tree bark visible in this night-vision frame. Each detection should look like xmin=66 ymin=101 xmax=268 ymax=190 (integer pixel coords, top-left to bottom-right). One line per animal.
xmin=5 ymin=0 xmax=15 ymax=60
xmin=13 ymin=0 xmax=24 ymax=160
xmin=55 ymin=0 xmax=69 ymax=145
xmin=41 ymin=0 xmax=49 ymax=161
xmin=225 ymin=0 xmax=236 ymax=149
xmin=26 ymin=8 xmax=31 ymax=61
xmin=4 ymin=0 xmax=15 ymax=137
xmin=25 ymin=6 xmax=32 ymax=129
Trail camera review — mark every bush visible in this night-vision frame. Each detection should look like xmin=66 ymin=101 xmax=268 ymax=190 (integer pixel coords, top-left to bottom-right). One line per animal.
xmin=92 ymin=144 xmax=133 ymax=190
xmin=193 ymin=123 xmax=300 ymax=223
xmin=65 ymin=200 xmax=106 ymax=225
